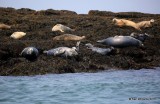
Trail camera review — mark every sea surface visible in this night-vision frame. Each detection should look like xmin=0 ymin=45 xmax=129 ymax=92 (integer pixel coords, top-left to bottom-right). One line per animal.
xmin=0 ymin=68 xmax=160 ymax=104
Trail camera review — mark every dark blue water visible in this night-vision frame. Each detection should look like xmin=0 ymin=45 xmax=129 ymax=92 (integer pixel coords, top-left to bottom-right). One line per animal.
xmin=0 ymin=68 xmax=160 ymax=104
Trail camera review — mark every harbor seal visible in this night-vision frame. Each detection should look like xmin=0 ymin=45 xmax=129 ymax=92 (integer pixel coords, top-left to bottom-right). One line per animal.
xmin=10 ymin=32 xmax=26 ymax=39
xmin=130 ymin=32 xmax=150 ymax=42
xmin=85 ymin=43 xmax=114 ymax=55
xmin=43 ymin=41 xmax=80 ymax=58
xmin=97 ymin=36 xmax=143 ymax=48
xmin=20 ymin=47 xmax=39 ymax=61
xmin=53 ymin=34 xmax=85 ymax=41
xmin=0 ymin=23 xmax=11 ymax=29
xmin=112 ymin=18 xmax=141 ymax=31
xmin=137 ymin=19 xmax=154 ymax=29
xmin=52 ymin=24 xmax=75 ymax=32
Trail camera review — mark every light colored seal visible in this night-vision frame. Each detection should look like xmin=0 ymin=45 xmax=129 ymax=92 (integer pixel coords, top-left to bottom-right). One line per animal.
xmin=20 ymin=47 xmax=39 ymax=61
xmin=97 ymin=36 xmax=143 ymax=48
xmin=10 ymin=32 xmax=26 ymax=39
xmin=85 ymin=43 xmax=114 ymax=55
xmin=130 ymin=32 xmax=150 ymax=42
xmin=53 ymin=34 xmax=85 ymax=41
xmin=137 ymin=19 xmax=154 ymax=28
xmin=52 ymin=24 xmax=75 ymax=32
xmin=112 ymin=18 xmax=141 ymax=31
xmin=0 ymin=23 xmax=11 ymax=29
xmin=43 ymin=41 xmax=80 ymax=58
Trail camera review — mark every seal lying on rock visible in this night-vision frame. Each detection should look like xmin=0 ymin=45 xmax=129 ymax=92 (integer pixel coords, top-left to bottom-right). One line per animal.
xmin=85 ymin=43 xmax=114 ymax=55
xmin=137 ymin=19 xmax=154 ymax=29
xmin=130 ymin=32 xmax=150 ymax=42
xmin=43 ymin=41 xmax=80 ymax=58
xmin=52 ymin=24 xmax=75 ymax=32
xmin=10 ymin=32 xmax=26 ymax=39
xmin=53 ymin=34 xmax=85 ymax=41
xmin=112 ymin=18 xmax=141 ymax=31
xmin=20 ymin=47 xmax=39 ymax=61
xmin=97 ymin=36 xmax=143 ymax=48
xmin=0 ymin=23 xmax=11 ymax=29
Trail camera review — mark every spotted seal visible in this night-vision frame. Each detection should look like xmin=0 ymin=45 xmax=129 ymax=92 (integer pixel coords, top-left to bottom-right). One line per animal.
xmin=113 ymin=18 xmax=141 ymax=31
xmin=97 ymin=36 xmax=144 ymax=48
xmin=43 ymin=41 xmax=80 ymax=58
xmin=85 ymin=43 xmax=114 ymax=55
xmin=52 ymin=24 xmax=75 ymax=32
xmin=10 ymin=32 xmax=26 ymax=39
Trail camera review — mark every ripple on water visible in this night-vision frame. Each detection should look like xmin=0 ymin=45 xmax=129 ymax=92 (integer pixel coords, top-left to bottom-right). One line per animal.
xmin=0 ymin=68 xmax=160 ymax=104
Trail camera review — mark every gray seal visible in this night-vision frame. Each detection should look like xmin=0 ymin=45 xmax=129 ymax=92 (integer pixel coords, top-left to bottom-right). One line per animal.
xmin=53 ymin=34 xmax=85 ymax=41
xmin=43 ymin=41 xmax=80 ymax=58
xmin=20 ymin=47 xmax=39 ymax=61
xmin=85 ymin=43 xmax=114 ymax=55
xmin=52 ymin=24 xmax=75 ymax=32
xmin=130 ymin=32 xmax=150 ymax=42
xmin=97 ymin=36 xmax=144 ymax=48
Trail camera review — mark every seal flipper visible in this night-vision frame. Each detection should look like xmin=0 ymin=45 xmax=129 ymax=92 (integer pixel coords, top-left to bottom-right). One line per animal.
xmin=76 ymin=41 xmax=81 ymax=52
xmin=97 ymin=39 xmax=105 ymax=43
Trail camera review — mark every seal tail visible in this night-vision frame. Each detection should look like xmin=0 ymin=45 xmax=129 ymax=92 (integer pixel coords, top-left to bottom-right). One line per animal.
xmin=144 ymin=33 xmax=150 ymax=37
xmin=76 ymin=41 xmax=81 ymax=51
xmin=110 ymin=46 xmax=114 ymax=50
xmin=97 ymin=40 xmax=103 ymax=43
xmin=43 ymin=51 xmax=48 ymax=54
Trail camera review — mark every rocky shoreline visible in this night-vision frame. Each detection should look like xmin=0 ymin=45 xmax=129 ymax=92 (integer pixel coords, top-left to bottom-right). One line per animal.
xmin=0 ymin=8 xmax=160 ymax=76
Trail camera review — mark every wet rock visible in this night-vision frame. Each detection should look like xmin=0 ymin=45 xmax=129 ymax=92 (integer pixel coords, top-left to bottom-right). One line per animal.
xmin=0 ymin=41 xmax=26 ymax=60
xmin=88 ymin=10 xmax=115 ymax=17
xmin=36 ymin=9 xmax=77 ymax=16
xmin=88 ymin=10 xmax=159 ymax=18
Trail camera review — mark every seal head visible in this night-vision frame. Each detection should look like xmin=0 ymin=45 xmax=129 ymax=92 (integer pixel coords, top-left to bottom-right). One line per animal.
xmin=130 ymin=32 xmax=150 ymax=42
xmin=21 ymin=47 xmax=39 ymax=61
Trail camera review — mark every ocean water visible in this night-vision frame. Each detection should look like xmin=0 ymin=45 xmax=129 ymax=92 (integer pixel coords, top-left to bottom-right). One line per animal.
xmin=0 ymin=68 xmax=160 ymax=104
